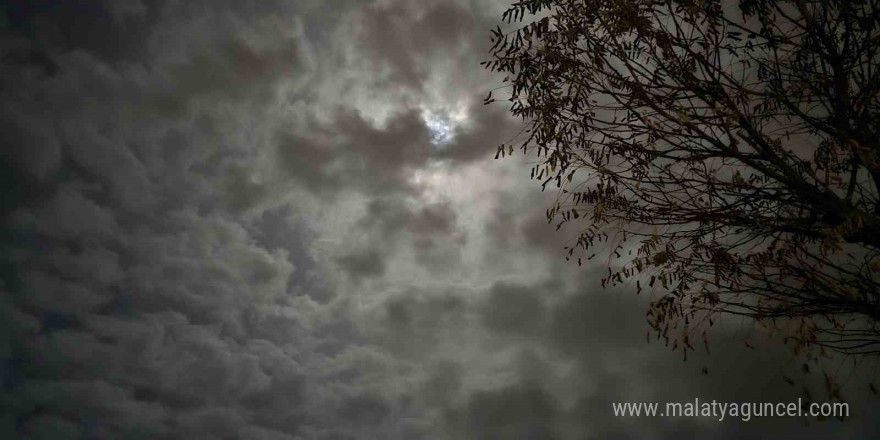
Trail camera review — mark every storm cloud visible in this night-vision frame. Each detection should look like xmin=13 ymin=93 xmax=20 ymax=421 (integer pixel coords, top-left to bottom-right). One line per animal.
xmin=1 ymin=1 xmax=878 ymax=439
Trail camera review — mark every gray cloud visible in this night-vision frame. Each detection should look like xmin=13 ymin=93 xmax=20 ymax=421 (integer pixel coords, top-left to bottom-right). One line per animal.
xmin=335 ymin=249 xmax=387 ymax=282
xmin=2 ymin=1 xmax=879 ymax=439
xmin=464 ymin=383 xmax=562 ymax=440
xmin=480 ymin=281 xmax=550 ymax=338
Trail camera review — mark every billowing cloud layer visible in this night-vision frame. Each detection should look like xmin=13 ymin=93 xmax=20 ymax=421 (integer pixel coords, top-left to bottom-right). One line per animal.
xmin=1 ymin=1 xmax=879 ymax=439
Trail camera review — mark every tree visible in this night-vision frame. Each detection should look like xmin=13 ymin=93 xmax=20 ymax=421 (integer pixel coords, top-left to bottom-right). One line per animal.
xmin=484 ymin=0 xmax=880 ymax=362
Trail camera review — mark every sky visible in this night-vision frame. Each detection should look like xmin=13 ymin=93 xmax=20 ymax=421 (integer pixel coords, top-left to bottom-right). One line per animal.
xmin=0 ymin=1 xmax=878 ymax=439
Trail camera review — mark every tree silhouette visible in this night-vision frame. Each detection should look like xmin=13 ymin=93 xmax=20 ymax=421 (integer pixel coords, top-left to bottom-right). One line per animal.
xmin=484 ymin=0 xmax=880 ymax=361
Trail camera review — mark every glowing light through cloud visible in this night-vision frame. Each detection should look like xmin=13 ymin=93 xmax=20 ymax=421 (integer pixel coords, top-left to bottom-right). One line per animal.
xmin=422 ymin=105 xmax=469 ymax=146
xmin=426 ymin=113 xmax=454 ymax=145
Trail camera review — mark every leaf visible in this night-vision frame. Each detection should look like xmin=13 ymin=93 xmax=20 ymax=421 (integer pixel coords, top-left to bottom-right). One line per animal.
xmin=676 ymin=110 xmax=689 ymax=123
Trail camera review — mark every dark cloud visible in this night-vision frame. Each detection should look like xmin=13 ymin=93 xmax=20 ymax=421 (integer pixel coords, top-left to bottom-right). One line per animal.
xmin=273 ymin=102 xmax=506 ymax=200
xmin=252 ymin=206 xmax=334 ymax=303
xmin=274 ymin=132 xmax=340 ymax=195
xmin=1 ymin=0 xmax=327 ymax=437
xmin=337 ymin=392 xmax=391 ymax=425
xmin=439 ymin=101 xmax=527 ymax=164
xmin=464 ymin=383 xmax=562 ymax=440
xmin=547 ymin=287 xmax=646 ymax=358
xmin=480 ymin=281 xmax=549 ymax=338
xmin=420 ymin=360 xmax=464 ymax=407
xmin=374 ymin=288 xmax=470 ymax=359
xmin=1 ymin=0 xmax=160 ymax=64
xmin=359 ymin=198 xmax=458 ymax=238
xmin=329 ymin=197 xmax=468 ymax=279
xmin=2 ymin=0 xmax=879 ymax=439
xmin=354 ymin=1 xmax=481 ymax=90
xmin=482 ymin=180 xmax=580 ymax=273
xmin=335 ymin=249 xmax=387 ymax=282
